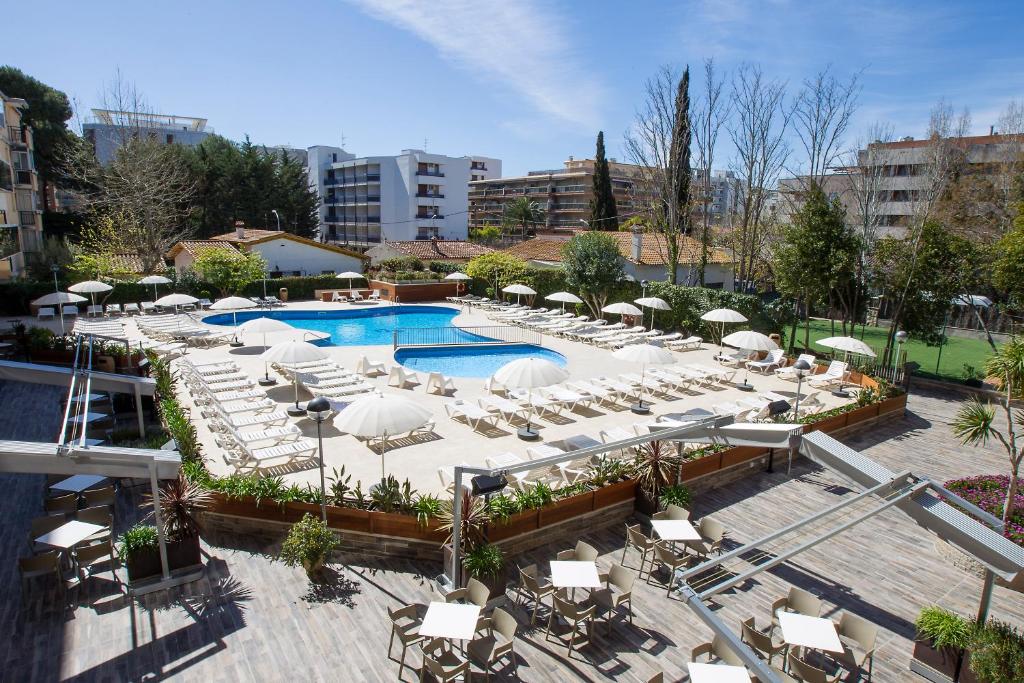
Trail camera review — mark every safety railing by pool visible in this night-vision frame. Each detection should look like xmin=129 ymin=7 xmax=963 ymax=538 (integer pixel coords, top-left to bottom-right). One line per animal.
xmin=392 ymin=325 xmax=542 ymax=349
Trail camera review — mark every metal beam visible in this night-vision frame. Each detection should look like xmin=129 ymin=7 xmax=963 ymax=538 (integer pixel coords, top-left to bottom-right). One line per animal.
xmin=0 ymin=360 xmax=157 ymax=395
xmin=0 ymin=440 xmax=181 ymax=479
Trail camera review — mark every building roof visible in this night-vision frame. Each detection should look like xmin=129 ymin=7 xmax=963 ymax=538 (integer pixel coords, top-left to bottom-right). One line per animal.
xmin=107 ymin=253 xmax=147 ymax=274
xmin=166 ymin=240 xmax=240 ymax=260
xmin=868 ymin=133 xmax=1016 ymax=150
xmin=209 ymin=228 xmax=368 ymax=260
xmin=502 ymin=232 xmax=733 ymax=267
xmin=383 ymin=240 xmax=495 ymax=261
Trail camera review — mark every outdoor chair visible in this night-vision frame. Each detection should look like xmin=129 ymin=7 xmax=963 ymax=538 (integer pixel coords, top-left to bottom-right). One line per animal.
xmin=37 ymin=307 xmax=56 ymax=320
xmin=445 ymin=400 xmax=498 ymax=432
xmin=748 ymin=349 xmax=786 ymax=373
xmin=105 ymin=304 xmax=122 ymax=316
xmin=123 ymin=303 xmax=140 ymax=315
xmin=835 ymin=612 xmax=878 ymax=680
xmin=787 ymin=651 xmax=842 ymax=683
xmin=29 ymin=514 xmax=65 ymax=552
xmin=652 ymin=504 xmax=691 ymax=521
xmin=62 ymin=305 xmax=79 ymax=318
xmin=622 ymin=523 xmax=656 ymax=576
xmin=369 ymin=289 xmax=381 ymax=301
xmin=666 ymin=335 xmax=703 ymax=350
xmin=654 ymin=542 xmax=693 ymax=595
xmin=387 ymin=603 xmax=425 ymax=677
xmin=591 ymin=563 xmax=636 ymax=634
xmin=75 ymin=541 xmax=119 ymax=588
xmin=76 ymin=506 xmax=113 ymax=547
xmin=545 ymin=592 xmax=595 ymax=656
xmin=807 ymin=360 xmax=848 ymax=389
xmin=140 ymin=301 xmax=156 ymax=314
xmin=771 ymin=587 xmax=823 ymax=632
xmin=425 ymin=371 xmax=456 ymax=395
xmin=86 ymin=305 xmax=104 ymax=318
xmin=517 ymin=564 xmax=553 ymax=625
xmin=468 ymin=607 xmax=517 ymax=681
xmin=348 ymin=290 xmax=363 ymax=301
xmin=330 ymin=291 xmax=346 ymax=303
xmin=388 ymin=365 xmax=422 ymax=389
xmin=421 ymin=638 xmax=470 ymax=682
xmin=355 ymin=354 xmax=386 ymax=376
xmin=795 ymin=391 xmax=826 ymax=416
xmin=19 ymin=551 xmax=64 ymax=595
xmin=691 ymin=635 xmax=745 ymax=667
xmin=741 ymin=616 xmax=788 ymax=667
xmin=445 ymin=577 xmax=491 ymax=610
xmin=686 ymin=517 xmax=725 ymax=558
xmin=45 ymin=493 xmax=78 ymax=516
xmin=557 ymin=540 xmax=598 ymax=563
xmin=82 ymin=485 xmax=115 ymax=509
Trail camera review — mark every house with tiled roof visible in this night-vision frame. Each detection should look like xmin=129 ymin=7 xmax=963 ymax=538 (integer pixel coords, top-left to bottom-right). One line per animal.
xmin=364 ymin=237 xmax=495 ymax=265
xmin=168 ymin=222 xmax=367 ymax=277
xmin=502 ymin=231 xmax=735 ymax=290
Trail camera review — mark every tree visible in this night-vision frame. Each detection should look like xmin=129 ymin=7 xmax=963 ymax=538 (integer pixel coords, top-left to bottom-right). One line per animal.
xmin=465 ymin=252 xmax=528 ymax=298
xmin=69 ymin=212 xmax=148 ymax=281
xmin=692 ymin=58 xmax=730 ymax=285
xmin=953 ymin=337 xmax=1024 ymax=529
xmin=624 ymin=65 xmax=692 ymax=284
xmin=992 ymin=214 xmax=1024 ymax=306
xmin=589 ymin=131 xmax=618 ymax=230
xmin=772 ymin=183 xmax=860 ymax=350
xmin=0 ymin=66 xmax=78 ymax=206
xmin=561 ymin=232 xmax=625 ymax=318
xmin=790 ymin=66 xmax=861 ymax=184
xmin=502 ymin=197 xmax=544 ymax=239
xmin=192 ymin=248 xmax=267 ymax=297
xmin=469 ymin=224 xmax=501 ymax=244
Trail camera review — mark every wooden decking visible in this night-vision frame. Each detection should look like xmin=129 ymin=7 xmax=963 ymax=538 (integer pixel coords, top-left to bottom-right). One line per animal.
xmin=1 ymin=382 xmax=1022 ymax=682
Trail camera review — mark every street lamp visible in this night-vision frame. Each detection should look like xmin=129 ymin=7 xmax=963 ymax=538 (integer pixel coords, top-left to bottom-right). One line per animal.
xmin=791 ymin=358 xmax=812 ymax=417
xmin=306 ymin=395 xmax=332 ymax=522
xmin=271 ymin=209 xmax=281 ymax=231
xmin=51 ymin=264 xmax=65 ymax=336
xmin=894 ymin=330 xmax=908 ymax=374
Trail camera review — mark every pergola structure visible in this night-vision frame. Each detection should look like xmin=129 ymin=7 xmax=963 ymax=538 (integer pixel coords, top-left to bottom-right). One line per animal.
xmin=447 ymin=416 xmax=1024 ymax=683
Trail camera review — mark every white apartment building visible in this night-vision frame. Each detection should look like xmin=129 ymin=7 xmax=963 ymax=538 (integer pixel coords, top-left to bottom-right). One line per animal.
xmin=83 ymin=110 xmax=211 ymax=165
xmin=307 ymin=147 xmax=500 ymax=248
xmin=0 ymin=89 xmax=43 ymax=281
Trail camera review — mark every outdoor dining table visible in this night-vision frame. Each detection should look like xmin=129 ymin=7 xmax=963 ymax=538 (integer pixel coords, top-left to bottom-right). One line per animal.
xmin=419 ymin=601 xmax=481 ymax=650
xmin=50 ymin=474 xmax=107 ymax=494
xmin=777 ymin=610 xmax=844 ymax=653
xmin=550 ymin=560 xmax=602 ymax=599
xmin=36 ymin=520 xmax=106 ymax=574
xmin=651 ymin=519 xmax=702 ymax=542
xmin=688 ymin=662 xmax=752 ymax=682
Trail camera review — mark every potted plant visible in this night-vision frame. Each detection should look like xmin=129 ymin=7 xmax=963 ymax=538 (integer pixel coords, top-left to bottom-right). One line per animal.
xmin=118 ymin=524 xmax=161 ymax=581
xmin=463 ymin=543 xmax=507 ymax=601
xmin=658 ymin=483 xmax=692 ymax=511
xmin=144 ymin=474 xmax=209 ymax=571
xmin=969 ymin=619 xmax=1024 ymax=683
xmin=631 ymin=440 xmax=682 ymax=516
xmin=280 ymin=513 xmax=339 ymax=578
xmin=912 ymin=606 xmax=977 ymax=683
xmin=438 ymin=490 xmax=491 ymax=584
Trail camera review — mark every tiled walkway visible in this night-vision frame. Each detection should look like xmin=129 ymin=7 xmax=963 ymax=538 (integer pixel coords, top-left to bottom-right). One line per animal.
xmin=1 ymin=382 xmax=1022 ymax=682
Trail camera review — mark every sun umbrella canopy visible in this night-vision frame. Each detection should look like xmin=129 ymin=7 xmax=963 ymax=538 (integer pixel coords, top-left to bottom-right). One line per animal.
xmin=68 ymin=280 xmax=113 ymax=294
xmin=238 ymin=317 xmax=293 ymax=334
xmin=32 ymin=292 xmax=87 ymax=306
xmin=816 ymin=336 xmax=877 ymax=357
xmin=502 ymin=284 xmax=536 ymax=296
xmin=602 ymin=302 xmax=643 ymax=316
xmin=154 ymin=293 xmax=199 ymax=307
xmin=722 ymin=330 xmax=779 ymax=352
xmin=333 ymin=392 xmax=433 ymax=438
xmin=492 ymin=357 xmax=568 ymax=390
xmin=612 ymin=343 xmax=675 ymax=365
xmin=138 ymin=275 xmax=171 ymax=285
xmin=546 ymin=291 xmax=584 ymax=304
xmin=260 ymin=340 xmax=328 ymax=365
xmin=701 ymin=308 xmax=748 ymax=323
xmin=952 ymin=294 xmax=993 ymax=308
xmin=209 ymin=296 xmax=258 ymax=311
xmin=634 ymin=297 xmax=670 ymax=311
xmin=336 ymin=271 xmax=365 ymax=280
xmin=444 ymin=272 xmax=472 ymax=281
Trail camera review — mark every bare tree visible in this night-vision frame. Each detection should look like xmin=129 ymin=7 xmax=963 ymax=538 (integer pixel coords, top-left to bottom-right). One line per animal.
xmin=692 ymin=58 xmax=730 ymax=286
xmin=790 ymin=66 xmax=861 ymax=184
xmin=623 ymin=65 xmax=693 ymax=284
xmin=727 ymin=63 xmax=791 ymax=290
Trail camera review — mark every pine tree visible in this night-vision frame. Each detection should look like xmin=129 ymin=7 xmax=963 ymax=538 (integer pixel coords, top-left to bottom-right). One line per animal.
xmin=589 ymin=131 xmax=618 ymax=230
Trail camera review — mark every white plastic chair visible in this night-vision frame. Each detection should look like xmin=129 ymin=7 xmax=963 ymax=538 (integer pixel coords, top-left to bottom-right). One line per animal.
xmin=425 ymin=371 xmax=455 ymax=395
xmin=37 ymin=307 xmax=55 ymax=320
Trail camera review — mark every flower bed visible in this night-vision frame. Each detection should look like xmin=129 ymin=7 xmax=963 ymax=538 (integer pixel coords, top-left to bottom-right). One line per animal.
xmin=944 ymin=475 xmax=1024 ymax=545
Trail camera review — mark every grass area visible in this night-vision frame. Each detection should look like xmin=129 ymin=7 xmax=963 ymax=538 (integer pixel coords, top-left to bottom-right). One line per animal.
xmin=798 ymin=319 xmax=996 ymax=383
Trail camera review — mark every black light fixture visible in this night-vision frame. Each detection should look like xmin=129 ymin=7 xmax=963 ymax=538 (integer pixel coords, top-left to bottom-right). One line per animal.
xmin=306 ymin=395 xmax=332 ymax=521
xmin=792 ymin=358 xmax=812 ymax=416
xmin=766 ymin=399 xmax=792 ymax=417
xmin=471 ymin=473 xmax=508 ymax=497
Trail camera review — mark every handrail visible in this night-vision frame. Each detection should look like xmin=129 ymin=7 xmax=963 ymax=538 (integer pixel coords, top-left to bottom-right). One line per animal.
xmin=392 ymin=325 xmax=542 ymax=350
xmin=57 ymin=336 xmax=84 ymax=449
xmin=78 ymin=336 xmax=96 ymax=448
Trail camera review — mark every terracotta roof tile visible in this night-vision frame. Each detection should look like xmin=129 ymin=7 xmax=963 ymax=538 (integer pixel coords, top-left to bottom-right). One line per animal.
xmin=210 ymin=228 xmax=284 ymax=244
xmin=167 ymin=240 xmax=240 ymax=259
xmin=386 ymin=240 xmax=495 ymax=261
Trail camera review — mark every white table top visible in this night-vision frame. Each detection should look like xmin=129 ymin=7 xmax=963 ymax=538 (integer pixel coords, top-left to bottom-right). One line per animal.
xmin=35 ymin=520 xmax=106 ymax=550
xmin=50 ymin=474 xmax=107 ymax=493
xmin=69 ymin=411 xmax=109 ymax=424
xmin=419 ymin=602 xmax=481 ymax=640
xmin=688 ymin=662 xmax=752 ymax=682
xmin=652 ymin=519 xmax=702 ymax=542
xmin=777 ymin=611 xmax=843 ymax=652
xmin=550 ymin=560 xmax=602 ymax=589
xmin=69 ymin=393 xmax=107 ymax=404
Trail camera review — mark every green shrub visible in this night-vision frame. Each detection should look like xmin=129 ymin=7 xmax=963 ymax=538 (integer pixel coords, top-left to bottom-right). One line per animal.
xmin=378 ymin=256 xmax=423 ymax=273
xmin=659 ymin=484 xmax=692 ymax=510
xmin=279 ymin=513 xmax=338 ymax=569
xmin=413 ymin=494 xmax=442 ymax=527
xmin=428 ymin=260 xmax=461 ymax=275
xmin=160 ymin=398 xmax=202 ymax=464
xmin=484 ymin=493 xmax=520 ymax=521
xmin=117 ymin=524 xmax=159 ymax=558
xmin=463 ymin=543 xmax=504 ymax=579
xmin=915 ymin=606 xmax=974 ymax=650
xmin=970 ymin=619 xmax=1024 ymax=683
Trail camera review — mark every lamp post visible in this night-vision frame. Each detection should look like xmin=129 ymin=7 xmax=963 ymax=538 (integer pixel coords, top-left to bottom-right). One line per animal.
xmin=306 ymin=395 xmax=332 ymax=522
xmin=894 ymin=330 xmax=908 ymax=377
xmin=51 ymin=264 xmax=65 ymax=336
xmin=640 ymin=279 xmax=650 ymax=328
xmin=271 ymin=209 xmax=281 ymax=231
xmin=791 ymin=358 xmax=812 ymax=418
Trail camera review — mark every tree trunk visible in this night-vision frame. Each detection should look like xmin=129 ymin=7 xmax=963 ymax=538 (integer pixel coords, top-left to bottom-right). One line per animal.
xmin=788 ymin=297 xmax=800 ymax=354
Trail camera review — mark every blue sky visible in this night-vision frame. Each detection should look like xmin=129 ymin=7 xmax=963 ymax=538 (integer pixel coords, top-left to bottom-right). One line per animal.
xmin=8 ymin=0 xmax=1024 ymax=176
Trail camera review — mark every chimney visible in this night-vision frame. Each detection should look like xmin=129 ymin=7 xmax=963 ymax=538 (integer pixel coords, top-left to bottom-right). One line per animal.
xmin=631 ymin=229 xmax=642 ymax=262
xmin=234 ymin=220 xmax=245 ymax=240
xmin=990 ymin=125 xmax=995 ymax=136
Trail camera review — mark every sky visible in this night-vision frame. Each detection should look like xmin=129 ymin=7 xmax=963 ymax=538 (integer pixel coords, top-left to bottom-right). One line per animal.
xmin=7 ymin=0 xmax=1024 ymax=177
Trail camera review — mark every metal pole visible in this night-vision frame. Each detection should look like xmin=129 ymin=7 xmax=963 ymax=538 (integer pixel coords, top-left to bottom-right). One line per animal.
xmin=150 ymin=461 xmax=171 ymax=581
xmin=977 ymin=569 xmax=995 ymax=624
xmin=317 ymin=419 xmax=327 ymax=522
xmin=451 ymin=466 xmax=464 ymax=588
xmin=135 ymin=384 xmax=145 ymax=437
xmin=53 ymin=267 xmax=65 ymax=336
xmin=793 ymin=373 xmax=804 ymax=417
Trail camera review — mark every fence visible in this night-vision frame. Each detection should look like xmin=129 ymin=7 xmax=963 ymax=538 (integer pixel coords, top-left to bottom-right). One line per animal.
xmin=392 ymin=325 xmax=541 ymax=349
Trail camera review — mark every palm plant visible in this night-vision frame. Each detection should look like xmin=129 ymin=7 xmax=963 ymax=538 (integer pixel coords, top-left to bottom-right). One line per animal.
xmin=144 ymin=474 xmax=212 ymax=541
xmin=952 ymin=337 xmax=1024 ymax=527
xmin=631 ymin=440 xmax=683 ymax=503
xmin=503 ymin=197 xmax=545 ymax=238
xmin=437 ymin=489 xmax=490 ymax=551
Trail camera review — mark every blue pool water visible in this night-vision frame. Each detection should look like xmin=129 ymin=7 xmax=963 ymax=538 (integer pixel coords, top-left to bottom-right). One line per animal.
xmin=394 ymin=344 xmax=567 ymax=378
xmin=203 ymin=305 xmax=486 ymax=346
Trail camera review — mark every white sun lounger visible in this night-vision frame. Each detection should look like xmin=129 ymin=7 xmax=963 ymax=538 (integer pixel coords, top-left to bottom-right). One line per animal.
xmin=478 ymin=395 xmax=530 ymax=424
xmin=665 ymin=335 xmax=703 ymax=350
xmin=566 ymin=381 xmax=618 ymax=407
xmin=444 ymin=399 xmax=498 ymax=431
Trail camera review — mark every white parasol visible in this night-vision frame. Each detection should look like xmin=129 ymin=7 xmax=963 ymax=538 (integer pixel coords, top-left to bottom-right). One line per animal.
xmin=333 ymin=392 xmax=434 ymax=479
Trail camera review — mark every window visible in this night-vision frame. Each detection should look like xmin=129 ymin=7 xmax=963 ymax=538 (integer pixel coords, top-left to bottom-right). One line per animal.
xmin=0 ymin=161 xmax=11 ymax=191
xmin=166 ymin=134 xmax=174 ymax=144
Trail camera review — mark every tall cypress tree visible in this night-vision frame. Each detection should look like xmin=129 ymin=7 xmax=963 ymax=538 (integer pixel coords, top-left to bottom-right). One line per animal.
xmin=589 ymin=131 xmax=618 ymax=230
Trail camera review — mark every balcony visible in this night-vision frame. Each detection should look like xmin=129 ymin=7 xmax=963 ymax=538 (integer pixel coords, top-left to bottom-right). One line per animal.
xmin=14 ymin=169 xmax=33 ymax=186
xmin=19 ymin=211 xmax=36 ymax=227
xmin=416 ymin=192 xmax=445 ymax=198
xmin=416 ymin=213 xmax=444 ymax=220
xmin=471 ymin=163 xmax=488 ymax=171
xmin=324 ymin=178 xmax=342 ymax=186
xmin=416 ymin=170 xmax=445 ymax=177
xmin=6 ymin=127 xmax=28 ymax=148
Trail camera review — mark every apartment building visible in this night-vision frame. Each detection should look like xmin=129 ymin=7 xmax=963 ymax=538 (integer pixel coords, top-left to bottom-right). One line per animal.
xmin=0 ymin=89 xmax=43 ymax=281
xmin=307 ymin=147 xmax=501 ymax=249
xmin=83 ymin=109 xmax=211 ymax=164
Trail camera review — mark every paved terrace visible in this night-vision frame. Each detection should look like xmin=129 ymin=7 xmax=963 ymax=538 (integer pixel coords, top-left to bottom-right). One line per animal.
xmin=1 ymin=383 xmax=1022 ymax=681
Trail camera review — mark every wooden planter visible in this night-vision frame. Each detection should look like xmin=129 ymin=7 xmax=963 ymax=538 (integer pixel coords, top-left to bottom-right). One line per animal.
xmin=680 ymin=453 xmax=722 ymax=481
xmin=538 ymin=490 xmax=595 ymax=527
xmin=845 ymin=403 xmax=880 ymax=424
xmin=879 ymin=393 xmax=907 ymax=415
xmin=720 ymin=446 xmax=765 ymax=469
xmin=370 ymin=511 xmax=446 ymax=543
xmin=911 ymin=639 xmax=978 ymax=683
xmin=485 ymin=509 xmax=539 ymax=542
xmin=807 ymin=413 xmax=848 ymax=434
xmin=593 ymin=479 xmax=637 ymax=508
xmin=125 ymin=534 xmax=202 ymax=583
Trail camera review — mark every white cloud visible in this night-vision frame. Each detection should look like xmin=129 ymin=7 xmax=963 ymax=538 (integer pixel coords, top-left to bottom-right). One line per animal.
xmin=349 ymin=0 xmax=604 ymax=129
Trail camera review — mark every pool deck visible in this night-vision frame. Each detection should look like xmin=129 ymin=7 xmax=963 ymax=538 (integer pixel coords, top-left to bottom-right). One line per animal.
xmin=11 ymin=300 xmax=855 ymax=494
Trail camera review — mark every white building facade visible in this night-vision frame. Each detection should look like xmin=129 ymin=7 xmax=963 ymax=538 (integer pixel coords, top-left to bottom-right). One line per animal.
xmin=83 ymin=110 xmax=211 ymax=165
xmin=308 ymin=147 xmax=500 ymax=249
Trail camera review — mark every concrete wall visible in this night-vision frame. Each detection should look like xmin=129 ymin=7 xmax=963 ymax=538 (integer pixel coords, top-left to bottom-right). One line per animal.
xmin=624 ymin=262 xmax=734 ymax=291
xmin=251 ymin=239 xmax=364 ymax=276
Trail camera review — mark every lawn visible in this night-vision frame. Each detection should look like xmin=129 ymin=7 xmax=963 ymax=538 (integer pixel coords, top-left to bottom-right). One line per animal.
xmin=798 ymin=319 xmax=996 ymax=383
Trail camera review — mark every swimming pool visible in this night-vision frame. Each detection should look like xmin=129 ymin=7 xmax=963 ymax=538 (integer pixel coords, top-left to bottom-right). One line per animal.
xmin=394 ymin=344 xmax=567 ymax=378
xmin=203 ymin=305 xmax=488 ymax=346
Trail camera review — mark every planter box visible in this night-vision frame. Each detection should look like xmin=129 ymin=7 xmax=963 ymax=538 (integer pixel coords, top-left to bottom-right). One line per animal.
xmin=681 ymin=453 xmax=722 ymax=481
xmin=807 ymin=413 xmax=848 ymax=434
xmin=370 ymin=510 xmax=445 ymax=543
xmin=879 ymin=393 xmax=907 ymax=415
xmin=326 ymin=506 xmax=372 ymax=533
xmin=720 ymin=446 xmax=765 ymax=469
xmin=538 ymin=490 xmax=595 ymax=527
xmin=486 ymin=509 xmax=539 ymax=542
xmin=125 ymin=534 xmax=202 ymax=583
xmin=911 ymin=640 xmax=978 ymax=683
xmin=593 ymin=479 xmax=637 ymax=508
xmin=845 ymin=403 xmax=880 ymax=424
